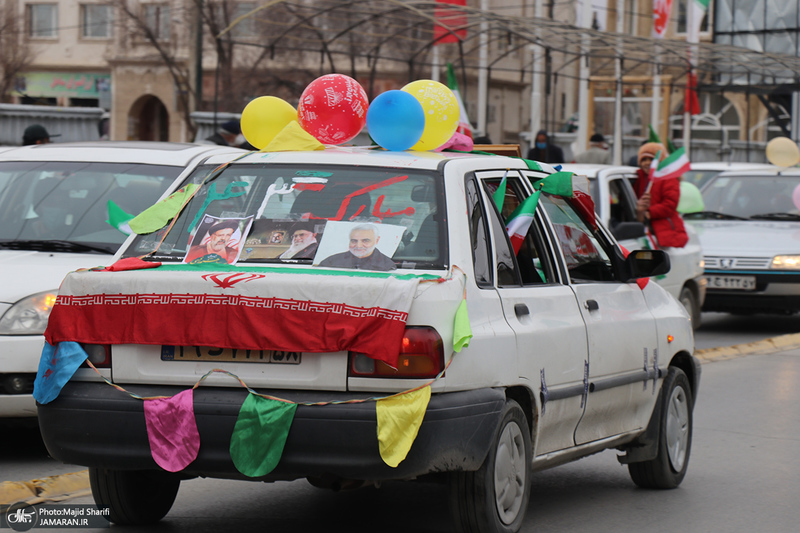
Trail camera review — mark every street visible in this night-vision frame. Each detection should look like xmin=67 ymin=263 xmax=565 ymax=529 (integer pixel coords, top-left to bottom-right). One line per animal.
xmin=2 ymin=311 xmax=800 ymax=532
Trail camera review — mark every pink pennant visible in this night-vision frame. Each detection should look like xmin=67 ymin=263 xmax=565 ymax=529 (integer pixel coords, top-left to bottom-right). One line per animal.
xmin=143 ymin=389 xmax=200 ymax=472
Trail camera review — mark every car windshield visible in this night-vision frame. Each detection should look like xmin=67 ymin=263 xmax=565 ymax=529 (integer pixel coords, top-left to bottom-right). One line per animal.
xmin=0 ymin=161 xmax=178 ymax=253
xmin=700 ymin=174 xmax=800 ymax=219
xmin=682 ymin=169 xmax=722 ymax=189
xmin=123 ymin=163 xmax=446 ymax=270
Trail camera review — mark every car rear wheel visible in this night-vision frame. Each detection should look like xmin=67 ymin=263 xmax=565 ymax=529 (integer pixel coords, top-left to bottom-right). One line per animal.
xmin=449 ymin=399 xmax=531 ymax=533
xmin=679 ymin=286 xmax=701 ymax=329
xmin=89 ymin=468 xmax=180 ymax=525
xmin=628 ymin=367 xmax=693 ymax=489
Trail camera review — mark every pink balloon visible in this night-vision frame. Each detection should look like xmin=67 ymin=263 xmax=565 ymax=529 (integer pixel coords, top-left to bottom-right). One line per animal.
xmin=793 ymin=183 xmax=800 ymax=211
xmin=297 ymin=74 xmax=369 ymax=144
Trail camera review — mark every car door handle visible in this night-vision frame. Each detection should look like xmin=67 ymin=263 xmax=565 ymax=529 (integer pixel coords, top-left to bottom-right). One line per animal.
xmin=584 ymin=299 xmax=599 ymax=311
xmin=514 ymin=303 xmax=530 ymax=317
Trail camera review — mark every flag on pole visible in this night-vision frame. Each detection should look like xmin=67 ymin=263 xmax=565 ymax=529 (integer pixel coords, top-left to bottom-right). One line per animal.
xmin=505 ymin=191 xmax=541 ymax=254
xmin=447 ymin=63 xmax=473 ymax=138
xmin=685 ymin=70 xmax=701 ymax=116
xmin=648 ymin=124 xmax=661 ymax=144
xmin=492 ymin=171 xmax=508 ymax=212
xmin=434 ymin=0 xmax=467 ymax=44
xmin=686 ymin=0 xmax=710 ymax=44
xmin=648 ymin=124 xmax=677 ymax=153
xmin=106 ymin=200 xmax=134 ymax=235
xmin=653 ymin=0 xmax=673 ymax=39
xmin=652 ymin=146 xmax=691 ymax=180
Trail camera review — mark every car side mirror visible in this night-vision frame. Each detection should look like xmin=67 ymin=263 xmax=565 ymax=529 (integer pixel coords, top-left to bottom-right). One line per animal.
xmin=611 ymin=221 xmax=646 ymax=240
xmin=624 ymin=249 xmax=670 ymax=280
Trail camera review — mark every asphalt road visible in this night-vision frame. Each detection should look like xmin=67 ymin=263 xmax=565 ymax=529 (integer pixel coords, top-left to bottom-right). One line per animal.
xmin=3 ymin=312 xmax=800 ymax=532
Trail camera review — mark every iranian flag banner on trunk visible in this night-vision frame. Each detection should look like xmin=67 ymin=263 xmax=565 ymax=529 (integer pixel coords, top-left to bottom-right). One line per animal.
xmin=652 ymin=146 xmax=691 ymax=180
xmin=44 ymin=266 xmax=424 ymax=368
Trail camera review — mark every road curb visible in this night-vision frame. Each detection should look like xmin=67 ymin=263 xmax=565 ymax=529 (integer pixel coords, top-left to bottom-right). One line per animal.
xmin=0 ymin=470 xmax=90 ymax=506
xmin=695 ymin=332 xmax=800 ymax=363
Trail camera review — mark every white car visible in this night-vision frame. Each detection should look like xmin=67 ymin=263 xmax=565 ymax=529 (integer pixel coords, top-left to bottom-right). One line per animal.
xmin=560 ymin=164 xmax=706 ymax=326
xmin=0 ymin=142 xmax=244 ymax=418
xmin=38 ymin=147 xmax=698 ymax=532
xmin=683 ymin=161 xmax=775 ymax=190
xmin=685 ymin=168 xmax=800 ymax=314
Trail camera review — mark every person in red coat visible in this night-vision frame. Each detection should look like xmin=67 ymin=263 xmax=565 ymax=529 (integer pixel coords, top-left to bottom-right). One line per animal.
xmin=632 ymin=142 xmax=689 ymax=248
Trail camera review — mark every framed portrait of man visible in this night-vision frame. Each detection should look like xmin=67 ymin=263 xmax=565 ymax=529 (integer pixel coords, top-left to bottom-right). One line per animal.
xmin=183 ymin=215 xmax=254 ymax=265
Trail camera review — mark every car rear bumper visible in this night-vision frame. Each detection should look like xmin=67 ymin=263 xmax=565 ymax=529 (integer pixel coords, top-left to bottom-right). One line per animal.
xmin=38 ymin=382 xmax=506 ymax=481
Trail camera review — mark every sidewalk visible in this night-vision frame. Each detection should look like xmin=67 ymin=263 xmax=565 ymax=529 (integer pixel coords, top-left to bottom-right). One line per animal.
xmin=4 ymin=331 xmax=800 ymax=507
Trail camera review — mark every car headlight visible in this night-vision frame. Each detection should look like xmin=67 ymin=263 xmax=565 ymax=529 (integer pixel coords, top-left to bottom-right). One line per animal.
xmin=0 ymin=291 xmax=58 ymax=335
xmin=771 ymin=255 xmax=800 ymax=269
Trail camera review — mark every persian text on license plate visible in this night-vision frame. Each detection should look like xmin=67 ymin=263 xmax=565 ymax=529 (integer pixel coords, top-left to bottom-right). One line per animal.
xmin=706 ymin=275 xmax=756 ymax=291
xmin=161 ymin=346 xmax=301 ymax=364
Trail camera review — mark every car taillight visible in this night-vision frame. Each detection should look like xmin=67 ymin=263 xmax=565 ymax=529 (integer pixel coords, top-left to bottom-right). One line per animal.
xmin=349 ymin=327 xmax=444 ymax=378
xmin=81 ymin=344 xmax=111 ymax=368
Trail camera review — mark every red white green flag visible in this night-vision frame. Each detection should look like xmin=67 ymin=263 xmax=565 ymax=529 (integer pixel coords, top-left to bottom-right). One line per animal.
xmin=653 ymin=146 xmax=690 ymax=180
xmin=44 ymin=267 xmax=423 ymax=368
xmin=506 ymin=190 xmax=541 ymax=254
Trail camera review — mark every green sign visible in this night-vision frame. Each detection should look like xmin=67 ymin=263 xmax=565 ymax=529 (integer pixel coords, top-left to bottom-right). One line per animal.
xmin=13 ymin=72 xmax=111 ymax=98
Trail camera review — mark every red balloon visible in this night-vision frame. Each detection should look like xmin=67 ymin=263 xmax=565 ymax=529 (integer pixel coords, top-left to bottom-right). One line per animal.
xmin=297 ymin=74 xmax=369 ymax=144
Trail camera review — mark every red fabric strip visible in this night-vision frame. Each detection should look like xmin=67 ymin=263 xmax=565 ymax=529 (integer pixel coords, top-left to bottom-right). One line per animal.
xmin=45 ymin=297 xmax=406 ymax=367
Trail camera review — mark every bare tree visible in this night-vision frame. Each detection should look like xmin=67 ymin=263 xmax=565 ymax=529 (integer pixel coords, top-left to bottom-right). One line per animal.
xmin=110 ymin=0 xmax=200 ymax=138
xmin=0 ymin=1 xmax=35 ymax=103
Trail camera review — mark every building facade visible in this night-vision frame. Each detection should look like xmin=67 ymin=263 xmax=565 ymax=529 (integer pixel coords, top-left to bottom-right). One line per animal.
xmin=0 ymin=0 xmax=794 ymax=159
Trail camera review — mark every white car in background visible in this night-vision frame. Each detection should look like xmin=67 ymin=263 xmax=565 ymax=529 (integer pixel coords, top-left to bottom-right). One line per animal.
xmin=684 ymin=168 xmax=800 ymax=315
xmin=561 ymin=164 xmax=706 ymax=326
xmin=0 ymin=142 xmax=244 ymax=418
xmin=683 ymin=161 xmax=775 ymax=190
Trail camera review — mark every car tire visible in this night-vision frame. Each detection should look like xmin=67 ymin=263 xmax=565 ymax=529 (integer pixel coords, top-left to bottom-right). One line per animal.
xmin=628 ymin=367 xmax=693 ymax=489
xmin=89 ymin=467 xmax=180 ymax=525
xmin=449 ymin=399 xmax=531 ymax=533
xmin=679 ymin=286 xmax=701 ymax=329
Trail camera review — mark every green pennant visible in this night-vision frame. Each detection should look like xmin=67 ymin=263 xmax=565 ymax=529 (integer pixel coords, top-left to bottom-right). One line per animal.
xmin=522 ymin=159 xmax=542 ymax=171
xmin=128 ymin=184 xmax=199 ymax=235
xmin=230 ymin=394 xmax=297 ymax=478
xmin=453 ymin=299 xmax=473 ymax=352
xmin=537 ymin=171 xmax=574 ymax=197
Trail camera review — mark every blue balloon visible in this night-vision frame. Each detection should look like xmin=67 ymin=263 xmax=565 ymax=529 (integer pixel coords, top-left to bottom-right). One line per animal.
xmin=366 ymin=90 xmax=425 ymax=151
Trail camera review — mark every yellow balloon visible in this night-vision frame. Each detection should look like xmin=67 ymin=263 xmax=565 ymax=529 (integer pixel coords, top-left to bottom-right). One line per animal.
xmin=241 ymin=96 xmax=298 ymax=150
xmin=401 ymin=80 xmax=459 ymax=151
xmin=766 ymin=136 xmax=800 ymax=167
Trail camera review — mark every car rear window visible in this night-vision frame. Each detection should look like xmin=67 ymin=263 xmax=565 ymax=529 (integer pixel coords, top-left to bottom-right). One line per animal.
xmin=125 ymin=163 xmax=446 ymax=270
xmin=0 ymin=161 xmax=178 ymax=249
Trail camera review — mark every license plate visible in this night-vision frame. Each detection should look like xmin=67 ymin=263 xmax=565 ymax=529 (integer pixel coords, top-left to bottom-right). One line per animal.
xmin=161 ymin=346 xmax=301 ymax=364
xmin=706 ymin=275 xmax=756 ymax=290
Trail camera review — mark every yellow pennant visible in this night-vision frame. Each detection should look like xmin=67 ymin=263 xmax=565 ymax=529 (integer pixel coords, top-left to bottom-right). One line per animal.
xmin=262 ymin=121 xmax=325 ymax=152
xmin=376 ymin=386 xmax=431 ymax=468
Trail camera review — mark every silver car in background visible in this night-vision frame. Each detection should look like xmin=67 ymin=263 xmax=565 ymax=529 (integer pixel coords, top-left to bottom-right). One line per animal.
xmin=685 ymin=168 xmax=800 ymax=314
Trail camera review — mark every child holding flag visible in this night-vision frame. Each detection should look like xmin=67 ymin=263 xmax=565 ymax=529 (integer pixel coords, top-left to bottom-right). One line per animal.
xmin=633 ymin=142 xmax=689 ymax=248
